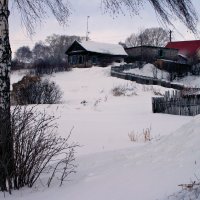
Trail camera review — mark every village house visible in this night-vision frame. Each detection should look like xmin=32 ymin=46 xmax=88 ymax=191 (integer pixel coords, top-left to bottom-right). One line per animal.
xmin=165 ymin=40 xmax=200 ymax=64
xmin=125 ymin=44 xmax=193 ymax=78
xmin=65 ymin=40 xmax=128 ymax=68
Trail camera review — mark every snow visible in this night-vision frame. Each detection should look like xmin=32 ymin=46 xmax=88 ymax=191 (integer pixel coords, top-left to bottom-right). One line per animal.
xmin=124 ymin=63 xmax=170 ymax=80
xmin=7 ymin=66 xmax=200 ymax=200
xmin=124 ymin=63 xmax=200 ymax=89
xmin=173 ymin=75 xmax=200 ymax=88
xmin=79 ymin=40 xmax=128 ymax=56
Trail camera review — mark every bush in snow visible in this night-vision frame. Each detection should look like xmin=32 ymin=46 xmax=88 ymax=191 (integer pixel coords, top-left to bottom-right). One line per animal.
xmin=11 ymin=106 xmax=78 ymax=189
xmin=142 ymin=85 xmax=164 ymax=96
xmin=166 ymin=181 xmax=200 ymax=200
xmin=12 ymin=75 xmax=63 ymax=105
xmin=112 ymin=83 xmax=138 ymax=96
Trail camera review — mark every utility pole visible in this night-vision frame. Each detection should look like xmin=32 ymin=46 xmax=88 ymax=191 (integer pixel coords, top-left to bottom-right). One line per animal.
xmin=86 ymin=16 xmax=90 ymax=41
xmin=169 ymin=30 xmax=172 ymax=42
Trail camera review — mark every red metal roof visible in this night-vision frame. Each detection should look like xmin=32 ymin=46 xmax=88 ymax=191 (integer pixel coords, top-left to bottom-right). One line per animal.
xmin=165 ymin=40 xmax=200 ymax=58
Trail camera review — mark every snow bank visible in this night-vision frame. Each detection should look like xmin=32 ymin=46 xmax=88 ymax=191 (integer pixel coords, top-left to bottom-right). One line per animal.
xmin=7 ymin=66 xmax=198 ymax=200
xmin=173 ymin=75 xmax=200 ymax=88
xmin=124 ymin=63 xmax=170 ymax=80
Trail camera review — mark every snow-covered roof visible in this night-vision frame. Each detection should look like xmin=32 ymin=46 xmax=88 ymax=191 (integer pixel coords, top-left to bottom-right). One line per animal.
xmin=178 ymin=53 xmax=188 ymax=59
xmin=78 ymin=40 xmax=128 ymax=56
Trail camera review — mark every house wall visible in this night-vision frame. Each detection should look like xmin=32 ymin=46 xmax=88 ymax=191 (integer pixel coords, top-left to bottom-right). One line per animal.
xmin=125 ymin=46 xmax=178 ymax=63
xmin=155 ymin=59 xmax=191 ymax=77
xmin=68 ymin=52 xmax=125 ymax=68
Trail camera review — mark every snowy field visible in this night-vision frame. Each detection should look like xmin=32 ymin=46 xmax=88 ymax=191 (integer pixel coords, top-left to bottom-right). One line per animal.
xmin=4 ymin=67 xmax=200 ymax=200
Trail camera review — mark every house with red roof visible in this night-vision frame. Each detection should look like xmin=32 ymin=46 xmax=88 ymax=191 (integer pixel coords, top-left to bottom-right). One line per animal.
xmin=166 ymin=40 xmax=200 ymax=64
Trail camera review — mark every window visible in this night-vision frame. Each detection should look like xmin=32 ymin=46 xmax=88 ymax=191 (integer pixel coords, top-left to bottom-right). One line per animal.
xmin=69 ymin=56 xmax=73 ymax=64
xmin=158 ymin=49 xmax=164 ymax=58
xmin=92 ymin=56 xmax=97 ymax=64
xmin=72 ymin=55 xmax=77 ymax=64
xmin=79 ymin=55 xmax=84 ymax=64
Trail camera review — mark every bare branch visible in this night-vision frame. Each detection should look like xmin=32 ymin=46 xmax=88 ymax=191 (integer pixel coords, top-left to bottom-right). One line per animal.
xmin=101 ymin=0 xmax=198 ymax=34
xmin=13 ymin=0 xmax=71 ymax=35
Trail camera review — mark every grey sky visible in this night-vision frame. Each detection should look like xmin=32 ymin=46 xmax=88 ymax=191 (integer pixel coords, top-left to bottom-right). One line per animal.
xmin=9 ymin=0 xmax=200 ymax=54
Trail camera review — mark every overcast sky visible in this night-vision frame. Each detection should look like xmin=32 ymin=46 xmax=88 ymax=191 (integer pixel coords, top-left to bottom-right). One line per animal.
xmin=9 ymin=0 xmax=200 ymax=54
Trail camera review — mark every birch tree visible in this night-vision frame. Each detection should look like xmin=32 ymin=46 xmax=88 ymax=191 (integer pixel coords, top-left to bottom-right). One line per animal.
xmin=0 ymin=0 xmax=198 ymax=193
xmin=0 ymin=0 xmax=71 ymax=192
xmin=0 ymin=0 xmax=13 ymax=192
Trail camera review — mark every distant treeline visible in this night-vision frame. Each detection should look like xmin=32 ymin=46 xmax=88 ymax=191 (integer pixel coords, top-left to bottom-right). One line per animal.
xmin=12 ymin=34 xmax=86 ymax=75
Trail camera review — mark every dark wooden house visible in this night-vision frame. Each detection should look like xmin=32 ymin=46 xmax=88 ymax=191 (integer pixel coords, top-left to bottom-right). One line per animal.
xmin=125 ymin=45 xmax=178 ymax=63
xmin=65 ymin=40 xmax=128 ymax=68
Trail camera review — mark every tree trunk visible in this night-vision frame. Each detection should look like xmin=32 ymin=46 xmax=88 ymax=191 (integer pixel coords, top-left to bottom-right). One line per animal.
xmin=0 ymin=0 xmax=14 ymax=192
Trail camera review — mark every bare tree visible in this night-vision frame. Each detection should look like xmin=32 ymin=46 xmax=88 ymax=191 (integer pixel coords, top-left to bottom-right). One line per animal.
xmin=125 ymin=33 xmax=141 ymax=47
xmin=32 ymin=42 xmax=51 ymax=61
xmin=15 ymin=46 xmax=32 ymax=63
xmin=125 ymin=27 xmax=169 ymax=47
xmin=45 ymin=34 xmax=85 ymax=62
xmin=102 ymin=0 xmax=198 ymax=34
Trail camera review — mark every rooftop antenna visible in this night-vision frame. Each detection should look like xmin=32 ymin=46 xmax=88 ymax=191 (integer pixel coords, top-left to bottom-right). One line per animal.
xmin=86 ymin=16 xmax=90 ymax=41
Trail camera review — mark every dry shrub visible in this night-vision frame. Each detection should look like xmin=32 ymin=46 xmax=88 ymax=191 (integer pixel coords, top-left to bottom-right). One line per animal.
xmin=112 ymin=83 xmax=138 ymax=96
xmin=128 ymin=131 xmax=138 ymax=142
xmin=11 ymin=106 xmax=78 ymax=189
xmin=128 ymin=127 xmax=152 ymax=142
xmin=143 ymin=127 xmax=151 ymax=142
xmin=142 ymin=85 xmax=163 ymax=96
xmin=167 ymin=180 xmax=200 ymax=200
xmin=12 ymin=75 xmax=63 ymax=105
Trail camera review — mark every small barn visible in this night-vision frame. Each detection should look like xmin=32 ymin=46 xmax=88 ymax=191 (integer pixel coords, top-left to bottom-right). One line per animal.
xmin=65 ymin=40 xmax=128 ymax=68
xmin=166 ymin=40 xmax=200 ymax=64
xmin=124 ymin=46 xmax=178 ymax=63
xmin=154 ymin=59 xmax=191 ymax=79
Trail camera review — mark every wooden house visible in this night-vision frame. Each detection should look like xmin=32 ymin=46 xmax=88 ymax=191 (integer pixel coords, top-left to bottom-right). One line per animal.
xmin=65 ymin=40 xmax=128 ymax=68
xmin=124 ymin=46 xmax=178 ymax=63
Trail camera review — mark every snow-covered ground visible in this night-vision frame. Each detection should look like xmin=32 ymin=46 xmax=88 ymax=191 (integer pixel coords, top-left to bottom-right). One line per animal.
xmin=124 ymin=63 xmax=170 ymax=80
xmin=5 ymin=67 xmax=200 ymax=200
xmin=124 ymin=63 xmax=200 ymax=88
xmin=173 ymin=75 xmax=200 ymax=88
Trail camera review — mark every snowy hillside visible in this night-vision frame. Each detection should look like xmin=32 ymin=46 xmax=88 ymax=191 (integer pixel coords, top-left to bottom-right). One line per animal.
xmin=6 ymin=67 xmax=200 ymax=200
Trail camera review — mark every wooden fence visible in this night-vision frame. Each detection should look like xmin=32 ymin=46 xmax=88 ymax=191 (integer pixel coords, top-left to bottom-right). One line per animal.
xmin=111 ymin=65 xmax=185 ymax=90
xmin=152 ymin=91 xmax=200 ymax=116
xmin=112 ymin=65 xmax=200 ymax=116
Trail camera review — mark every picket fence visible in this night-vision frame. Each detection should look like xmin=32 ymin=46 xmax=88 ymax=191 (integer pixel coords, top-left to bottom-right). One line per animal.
xmin=152 ymin=91 xmax=200 ymax=116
